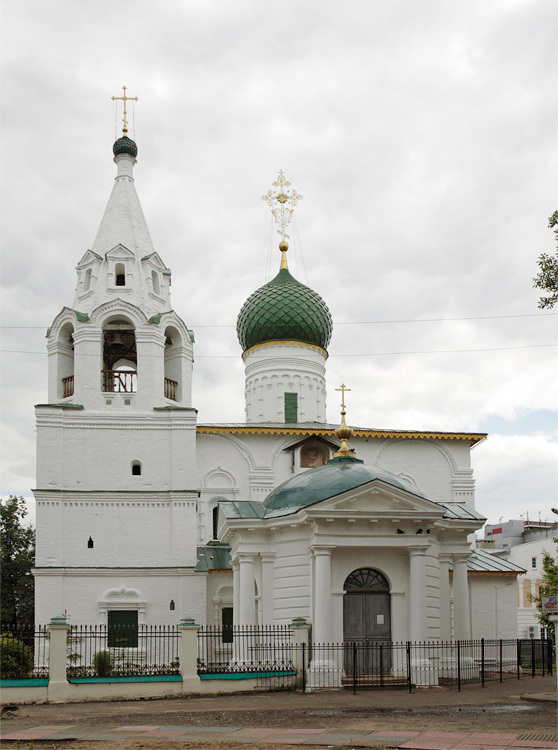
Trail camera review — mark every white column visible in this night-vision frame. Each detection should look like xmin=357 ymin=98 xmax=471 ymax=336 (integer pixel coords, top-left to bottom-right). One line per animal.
xmin=438 ymin=553 xmax=452 ymax=640
xmin=408 ymin=546 xmax=429 ymax=642
xmin=260 ymin=552 xmax=275 ymax=624
xmin=312 ymin=546 xmax=334 ymax=644
xmin=232 ymin=561 xmax=240 ymax=627
xmin=452 ymin=553 xmax=471 ymax=639
xmin=238 ymin=553 xmax=256 ymax=625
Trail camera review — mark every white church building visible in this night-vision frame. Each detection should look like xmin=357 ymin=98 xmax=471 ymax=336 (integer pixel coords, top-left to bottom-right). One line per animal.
xmin=33 ymin=126 xmax=524 ymax=645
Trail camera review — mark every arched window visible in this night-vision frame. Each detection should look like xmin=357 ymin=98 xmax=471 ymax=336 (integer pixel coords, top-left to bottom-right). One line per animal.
xmin=152 ymin=270 xmax=160 ymax=295
xmin=343 ymin=568 xmax=390 ymax=592
xmin=84 ymin=268 xmax=92 ymax=292
xmin=115 ymin=263 xmax=126 ymax=286
xmin=132 ymin=461 xmax=142 ymax=476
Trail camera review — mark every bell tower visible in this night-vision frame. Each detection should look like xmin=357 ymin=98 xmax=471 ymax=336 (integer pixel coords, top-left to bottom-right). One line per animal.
xmin=34 ymin=95 xmax=205 ymax=626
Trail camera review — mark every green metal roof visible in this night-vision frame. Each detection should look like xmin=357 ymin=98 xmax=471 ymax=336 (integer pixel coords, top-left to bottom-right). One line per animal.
xmin=262 ymin=455 xmax=427 ymax=515
xmin=237 ymin=268 xmax=332 ymax=351
xmin=461 ymin=548 xmax=525 ymax=574
xmin=195 ymin=544 xmax=232 ymax=572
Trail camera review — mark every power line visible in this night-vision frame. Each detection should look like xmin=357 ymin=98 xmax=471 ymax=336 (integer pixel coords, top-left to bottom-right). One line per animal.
xmin=1 ymin=343 xmax=556 ymax=358
xmin=1 ymin=312 xmax=556 ymax=330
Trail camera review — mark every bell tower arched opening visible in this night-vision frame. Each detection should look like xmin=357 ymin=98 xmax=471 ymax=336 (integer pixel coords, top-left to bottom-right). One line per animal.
xmin=102 ymin=318 xmax=137 ymax=393
xmin=57 ymin=322 xmax=75 ymax=399
xmin=163 ymin=326 xmax=182 ymax=402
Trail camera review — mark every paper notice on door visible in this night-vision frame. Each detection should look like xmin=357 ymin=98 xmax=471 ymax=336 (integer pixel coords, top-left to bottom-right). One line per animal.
xmin=377 ymin=614 xmax=384 ymax=624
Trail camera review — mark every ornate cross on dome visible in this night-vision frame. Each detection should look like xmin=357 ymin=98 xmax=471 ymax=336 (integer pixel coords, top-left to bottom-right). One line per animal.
xmin=261 ymin=170 xmax=303 ymax=242
xmin=111 ymin=85 xmax=138 ymax=136
xmin=335 ymin=383 xmax=351 ymax=412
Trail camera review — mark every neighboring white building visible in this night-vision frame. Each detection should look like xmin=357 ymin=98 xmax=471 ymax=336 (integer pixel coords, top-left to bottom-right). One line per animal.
xmin=33 ymin=130 xmax=524 ymax=643
xmin=480 ymin=520 xmax=557 ymax=638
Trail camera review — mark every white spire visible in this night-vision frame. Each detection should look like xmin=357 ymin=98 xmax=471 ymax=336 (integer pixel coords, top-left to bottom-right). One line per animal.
xmin=72 ymin=143 xmax=171 ymax=317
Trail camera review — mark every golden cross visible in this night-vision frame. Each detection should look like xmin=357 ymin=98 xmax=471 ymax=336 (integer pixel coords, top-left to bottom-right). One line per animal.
xmin=261 ymin=170 xmax=303 ymax=241
xmin=335 ymin=383 xmax=351 ymax=411
xmin=111 ymin=86 xmax=138 ymax=136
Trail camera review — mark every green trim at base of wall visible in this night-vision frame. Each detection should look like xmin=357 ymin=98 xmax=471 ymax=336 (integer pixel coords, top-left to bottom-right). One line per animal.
xmin=0 ymin=678 xmax=49 ymax=687
xmin=199 ymin=671 xmax=296 ymax=680
xmin=68 ymin=675 xmax=182 ymax=684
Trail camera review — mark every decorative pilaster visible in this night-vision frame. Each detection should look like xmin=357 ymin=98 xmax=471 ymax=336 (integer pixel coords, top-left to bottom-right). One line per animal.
xmin=232 ymin=561 xmax=240 ymax=627
xmin=260 ymin=552 xmax=275 ymax=624
xmin=452 ymin=553 xmax=471 ymax=639
xmin=312 ymin=545 xmax=335 ymax=644
xmin=438 ymin=553 xmax=452 ymax=640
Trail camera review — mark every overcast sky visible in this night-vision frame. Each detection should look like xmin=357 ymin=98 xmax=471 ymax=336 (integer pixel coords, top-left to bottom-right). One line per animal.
xmin=1 ymin=0 xmax=557 ymax=528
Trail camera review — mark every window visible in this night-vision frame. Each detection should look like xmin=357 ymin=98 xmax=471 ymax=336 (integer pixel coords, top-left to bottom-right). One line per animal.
xmin=531 ymin=557 xmax=537 ymax=568
xmin=132 ymin=462 xmax=141 ymax=476
xmin=222 ymin=607 xmax=233 ymax=643
xmin=284 ymin=392 xmax=298 ymax=423
xmin=84 ymin=268 xmax=92 ymax=292
xmin=115 ymin=263 xmax=126 ymax=286
xmin=152 ymin=270 xmax=160 ymax=295
xmin=107 ymin=610 xmax=138 ymax=647
xmin=212 ymin=506 xmax=219 ymax=540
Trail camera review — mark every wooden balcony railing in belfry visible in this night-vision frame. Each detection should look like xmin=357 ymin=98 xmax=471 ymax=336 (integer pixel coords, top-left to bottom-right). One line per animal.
xmin=102 ymin=369 xmax=137 ymax=393
xmin=62 ymin=375 xmax=74 ymax=398
xmin=164 ymin=377 xmax=178 ymax=401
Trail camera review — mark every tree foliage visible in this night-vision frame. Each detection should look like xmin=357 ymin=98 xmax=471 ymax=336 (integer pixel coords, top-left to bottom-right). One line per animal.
xmin=0 ymin=496 xmax=35 ymax=626
xmin=533 ymin=211 xmax=558 ymax=309
xmin=531 ymin=539 xmax=558 ymax=639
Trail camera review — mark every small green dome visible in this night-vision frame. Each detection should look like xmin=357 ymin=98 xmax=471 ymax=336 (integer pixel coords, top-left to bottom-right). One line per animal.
xmin=113 ymin=136 xmax=138 ymax=158
xmin=237 ymin=268 xmax=332 ymax=352
xmin=263 ymin=456 xmax=426 ymax=516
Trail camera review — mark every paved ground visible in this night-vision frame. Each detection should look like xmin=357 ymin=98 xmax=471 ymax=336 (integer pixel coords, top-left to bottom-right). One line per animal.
xmin=1 ymin=676 xmax=556 ymax=749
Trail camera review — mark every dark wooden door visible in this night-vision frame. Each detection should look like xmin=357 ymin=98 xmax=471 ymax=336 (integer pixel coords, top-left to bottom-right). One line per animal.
xmin=343 ymin=592 xmax=391 ymax=675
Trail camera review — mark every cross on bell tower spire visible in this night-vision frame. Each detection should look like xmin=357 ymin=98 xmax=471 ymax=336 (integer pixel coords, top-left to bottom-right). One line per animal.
xmin=111 ymin=85 xmax=138 ymax=136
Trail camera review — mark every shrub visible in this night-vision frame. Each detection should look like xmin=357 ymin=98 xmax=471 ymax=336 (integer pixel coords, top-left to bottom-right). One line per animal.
xmin=93 ymin=649 xmax=113 ymax=677
xmin=0 ymin=633 xmax=34 ymax=678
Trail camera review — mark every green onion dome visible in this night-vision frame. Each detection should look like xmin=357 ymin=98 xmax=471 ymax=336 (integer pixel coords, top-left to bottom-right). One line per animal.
xmin=237 ymin=266 xmax=333 ymax=352
xmin=263 ymin=455 xmax=426 ymax=515
xmin=113 ymin=136 xmax=138 ymax=158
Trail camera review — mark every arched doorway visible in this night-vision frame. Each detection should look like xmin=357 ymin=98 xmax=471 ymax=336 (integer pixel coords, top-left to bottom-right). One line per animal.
xmin=343 ymin=568 xmax=392 ymax=679
xmin=343 ymin=568 xmax=391 ymax=643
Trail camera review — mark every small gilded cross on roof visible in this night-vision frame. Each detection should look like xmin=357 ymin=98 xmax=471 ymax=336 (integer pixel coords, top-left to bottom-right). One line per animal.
xmin=335 ymin=383 xmax=351 ymax=412
xmin=261 ymin=170 xmax=303 ymax=242
xmin=111 ymin=85 xmax=138 ymax=136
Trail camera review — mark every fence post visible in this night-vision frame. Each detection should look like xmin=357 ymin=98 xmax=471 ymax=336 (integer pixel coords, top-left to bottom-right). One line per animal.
xmin=406 ymin=642 xmax=412 ymax=693
xmin=516 ymin=639 xmax=521 ymax=680
xmin=291 ymin=617 xmax=310 ymax=691
xmin=178 ymin=617 xmax=201 ymax=693
xmin=481 ymin=638 xmax=485 ymax=687
xmin=457 ymin=640 xmax=461 ymax=692
xmin=47 ymin=615 xmax=70 ymax=703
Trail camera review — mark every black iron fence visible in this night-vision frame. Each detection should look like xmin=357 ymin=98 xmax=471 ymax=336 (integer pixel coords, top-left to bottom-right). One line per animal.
xmin=0 ymin=624 xmax=49 ymax=679
xmin=197 ymin=624 xmax=296 ymax=688
xmin=66 ymin=624 xmax=179 ymax=678
xmin=305 ymin=639 xmax=554 ymax=692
